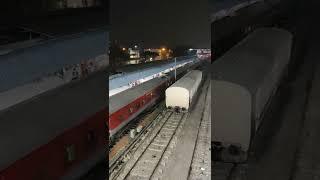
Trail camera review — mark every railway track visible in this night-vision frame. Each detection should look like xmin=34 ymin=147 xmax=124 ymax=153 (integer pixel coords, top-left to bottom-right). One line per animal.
xmin=109 ymin=109 xmax=188 ymax=180
xmin=109 ymin=107 xmax=166 ymax=174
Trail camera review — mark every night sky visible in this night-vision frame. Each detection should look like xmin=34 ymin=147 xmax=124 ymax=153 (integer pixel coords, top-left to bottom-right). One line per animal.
xmin=110 ymin=0 xmax=210 ymax=48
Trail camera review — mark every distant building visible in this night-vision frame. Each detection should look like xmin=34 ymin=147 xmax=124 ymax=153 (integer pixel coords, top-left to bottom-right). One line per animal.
xmin=128 ymin=48 xmax=140 ymax=59
xmin=145 ymin=48 xmax=161 ymax=53
xmin=195 ymin=48 xmax=210 ymax=54
xmin=144 ymin=48 xmax=161 ymax=60
xmin=144 ymin=48 xmax=172 ymax=61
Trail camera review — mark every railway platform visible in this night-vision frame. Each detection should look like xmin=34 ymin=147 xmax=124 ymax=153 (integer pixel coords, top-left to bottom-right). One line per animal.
xmin=109 ymin=56 xmax=198 ymax=96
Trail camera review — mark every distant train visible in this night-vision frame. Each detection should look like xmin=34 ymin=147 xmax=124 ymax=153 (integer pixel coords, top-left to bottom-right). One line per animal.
xmin=165 ymin=70 xmax=203 ymax=112
xmin=109 ymin=61 xmax=201 ymax=139
xmin=212 ymin=28 xmax=293 ymax=160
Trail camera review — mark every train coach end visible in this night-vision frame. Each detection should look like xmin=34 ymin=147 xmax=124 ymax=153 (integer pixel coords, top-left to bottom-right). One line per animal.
xmin=212 ymin=27 xmax=293 ymax=162
xmin=165 ymin=70 xmax=203 ymax=113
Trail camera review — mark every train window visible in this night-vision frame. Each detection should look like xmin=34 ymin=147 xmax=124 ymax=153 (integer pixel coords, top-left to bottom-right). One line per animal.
xmin=119 ymin=115 xmax=125 ymax=121
xmin=142 ymin=100 xmax=145 ymax=105
xmin=87 ymin=130 xmax=96 ymax=145
xmin=129 ymin=107 xmax=134 ymax=113
xmin=65 ymin=144 xmax=76 ymax=163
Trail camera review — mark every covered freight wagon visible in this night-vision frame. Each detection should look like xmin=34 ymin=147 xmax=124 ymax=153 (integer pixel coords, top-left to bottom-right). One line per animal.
xmin=165 ymin=70 xmax=202 ymax=112
xmin=212 ymin=28 xmax=293 ymax=154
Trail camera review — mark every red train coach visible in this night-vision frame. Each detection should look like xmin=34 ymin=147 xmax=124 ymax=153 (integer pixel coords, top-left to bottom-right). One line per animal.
xmin=109 ymin=77 xmax=170 ymax=137
xmin=0 ymin=71 xmax=107 ymax=180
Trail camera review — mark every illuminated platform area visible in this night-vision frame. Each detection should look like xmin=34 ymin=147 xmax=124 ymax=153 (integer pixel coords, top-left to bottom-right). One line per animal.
xmin=109 ymin=56 xmax=200 ymax=96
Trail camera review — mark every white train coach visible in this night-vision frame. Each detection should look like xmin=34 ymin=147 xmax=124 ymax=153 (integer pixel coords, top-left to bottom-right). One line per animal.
xmin=212 ymin=28 xmax=293 ymax=156
xmin=165 ymin=70 xmax=202 ymax=112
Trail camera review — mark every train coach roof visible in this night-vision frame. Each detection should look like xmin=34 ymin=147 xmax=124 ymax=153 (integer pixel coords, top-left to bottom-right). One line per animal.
xmin=0 ymin=29 xmax=108 ymax=93
xmin=211 ymin=28 xmax=292 ymax=93
xmin=109 ymin=77 xmax=166 ymax=114
xmin=169 ymin=70 xmax=202 ymax=91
